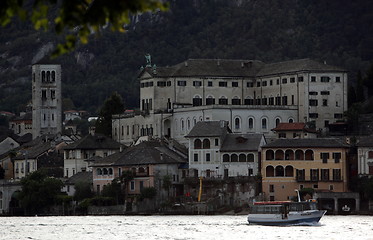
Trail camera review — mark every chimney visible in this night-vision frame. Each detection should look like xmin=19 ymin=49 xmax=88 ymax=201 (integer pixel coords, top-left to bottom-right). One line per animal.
xmin=220 ymin=120 xmax=226 ymax=128
xmin=160 ymin=153 xmax=163 ymax=161
xmin=184 ymin=61 xmax=188 ymax=67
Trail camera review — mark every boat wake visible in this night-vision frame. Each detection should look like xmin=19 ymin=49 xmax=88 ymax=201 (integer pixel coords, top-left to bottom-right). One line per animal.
xmin=291 ymin=221 xmax=322 ymax=227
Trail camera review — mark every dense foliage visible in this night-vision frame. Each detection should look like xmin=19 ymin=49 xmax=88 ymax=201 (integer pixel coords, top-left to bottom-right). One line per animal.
xmin=1 ymin=0 xmax=373 ymax=114
xmin=18 ymin=170 xmax=64 ymax=214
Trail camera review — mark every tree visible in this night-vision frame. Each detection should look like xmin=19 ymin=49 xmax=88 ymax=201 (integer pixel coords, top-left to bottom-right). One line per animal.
xmin=140 ymin=187 xmax=157 ymax=199
xmin=73 ymin=181 xmax=94 ymax=202
xmin=356 ymin=70 xmax=365 ymax=103
xmin=0 ymin=0 xmax=168 ymax=56
xmin=101 ymin=178 xmax=125 ymax=204
xmin=95 ymin=92 xmax=124 ymax=137
xmin=364 ymin=62 xmax=373 ymax=97
xmin=162 ymin=175 xmax=172 ymax=199
xmin=18 ymin=170 xmax=64 ymax=215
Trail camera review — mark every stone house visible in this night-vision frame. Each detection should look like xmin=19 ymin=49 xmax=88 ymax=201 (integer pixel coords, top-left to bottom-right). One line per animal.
xmin=271 ymin=122 xmax=317 ymax=139
xmin=63 ymin=134 xmax=121 ymax=178
xmin=90 ymin=139 xmax=188 ymax=210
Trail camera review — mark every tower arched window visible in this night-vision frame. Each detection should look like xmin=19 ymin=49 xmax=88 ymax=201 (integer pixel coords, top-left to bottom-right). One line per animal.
xmin=51 ymin=71 xmax=55 ymax=81
xmin=261 ymin=118 xmax=267 ymax=130
xmin=41 ymin=71 xmax=45 ymax=82
xmin=248 ymin=117 xmax=254 ymax=130
xmin=46 ymin=71 xmax=50 ymax=81
xmin=275 ymin=118 xmax=281 ymax=127
xmin=234 ymin=117 xmax=240 ymax=130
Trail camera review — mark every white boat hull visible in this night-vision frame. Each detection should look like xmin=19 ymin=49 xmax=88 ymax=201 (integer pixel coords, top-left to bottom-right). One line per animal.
xmin=248 ymin=210 xmax=326 ymax=226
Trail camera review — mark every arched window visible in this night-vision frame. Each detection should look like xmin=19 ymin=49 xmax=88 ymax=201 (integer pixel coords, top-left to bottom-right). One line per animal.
xmin=247 ymin=153 xmax=255 ymax=162
xmin=219 ymin=96 xmax=228 ymax=105
xmin=285 ymin=150 xmax=294 ymax=160
xmin=181 ymin=119 xmax=185 ymax=131
xmin=97 ymin=168 xmax=102 ymax=175
xmin=51 ymin=71 xmax=55 ymax=81
xmin=187 ymin=118 xmax=191 ymax=130
xmin=46 ymin=71 xmax=50 ymax=81
xmin=244 ymin=97 xmax=254 ymax=105
xmin=239 ymin=154 xmax=246 ymax=162
xmin=231 ymin=154 xmax=238 ymax=162
xmin=295 ymin=150 xmax=304 ymax=160
xmin=193 ymin=117 xmax=197 ymax=126
xmin=194 ymin=139 xmax=202 ymax=149
xmin=288 ymin=118 xmax=294 ymax=123
xmin=305 ymin=150 xmax=314 ymax=160
xmin=206 ymin=95 xmax=215 ymax=105
xmin=41 ymin=71 xmax=45 ymax=82
xmin=131 ymin=167 xmax=137 ymax=174
xmin=103 ymin=168 xmax=108 ymax=175
xmin=193 ymin=95 xmax=202 ymax=106
xmin=138 ymin=167 xmax=145 ymax=173
xmin=108 ymin=168 xmax=113 ymax=175
xmin=275 ymin=166 xmax=285 ymax=177
xmin=232 ymin=96 xmax=241 ymax=105
xmin=285 ymin=166 xmax=294 ymax=177
xmin=266 ymin=166 xmax=274 ymax=177
xmin=266 ymin=150 xmax=275 ymax=160
xmin=202 ymin=139 xmax=210 ymax=149
xmin=275 ymin=118 xmax=281 ymax=127
xmin=261 ymin=118 xmax=267 ymax=130
xmin=275 ymin=150 xmax=284 ymax=160
xmin=248 ymin=117 xmax=254 ymax=130
xmin=223 ymin=154 xmax=229 ymax=162
xmin=234 ymin=117 xmax=240 ymax=130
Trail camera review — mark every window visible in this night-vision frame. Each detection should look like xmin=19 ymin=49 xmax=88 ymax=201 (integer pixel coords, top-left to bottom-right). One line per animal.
xmin=311 ymin=76 xmax=316 ymax=82
xmin=270 ymin=80 xmax=273 ymax=85
xmin=232 ymin=82 xmax=238 ymax=87
xmin=321 ymin=91 xmax=330 ymax=95
xmin=282 ymin=78 xmax=287 ymax=84
xmin=310 ymin=169 xmax=319 ymax=181
xmin=269 ymin=185 xmax=274 ymax=192
xmin=51 ymin=71 xmax=55 ymax=81
xmin=42 ymin=90 xmax=47 ymax=100
xmin=193 ymin=97 xmax=202 ymax=106
xmin=194 ymin=139 xmax=202 ymax=149
xmin=262 ymin=98 xmax=267 ymax=105
xmin=309 ymin=91 xmax=318 ymax=95
xmin=203 ymin=139 xmax=210 ymax=149
xmin=51 ymin=90 xmax=56 ymax=99
xmin=193 ymin=81 xmax=202 ymax=87
xmin=248 ymin=118 xmax=254 ymax=129
xmin=215 ymin=138 xmax=219 ymax=146
xmin=309 ymin=99 xmax=318 ymax=106
xmin=208 ymin=81 xmax=213 ymax=87
xmin=269 ymin=97 xmax=274 ymax=105
xmin=157 ymin=81 xmax=166 ymax=87
xmin=368 ymin=151 xmax=373 ymax=159
xmin=321 ymin=76 xmax=330 ymax=82
xmin=333 ymin=152 xmax=341 ymax=163
xmin=177 ymin=81 xmax=186 ymax=86
xmin=167 ymin=81 xmax=171 ymax=86
xmin=219 ymin=97 xmax=228 ymax=105
xmin=194 ymin=153 xmax=198 ymax=162
xmin=232 ymin=98 xmax=241 ymax=105
xmin=309 ymin=113 xmax=318 ymax=118
xmin=219 ymin=81 xmax=227 ymax=87
xmin=298 ymin=76 xmax=304 ymax=82
xmin=334 ymin=113 xmax=343 ymax=119
xmin=321 ymin=153 xmax=329 ymax=163
xmin=296 ymin=169 xmax=305 ymax=181
xmin=262 ymin=81 xmax=267 ymax=86
xmin=206 ymin=153 xmax=211 ymax=162
xmin=336 ymin=77 xmax=341 ymax=82
xmin=206 ymin=96 xmax=215 ymax=105
xmin=276 ymin=79 xmax=280 ymax=85
xmin=290 ymin=77 xmax=295 ymax=83
xmin=247 ymin=82 xmax=254 ymax=88
xmin=244 ymin=98 xmax=254 ymax=105
xmin=333 ymin=169 xmax=341 ymax=181
xmin=130 ymin=181 xmax=135 ymax=191
xmin=257 ymin=82 xmax=261 ymax=87
xmin=234 ymin=117 xmax=240 ymax=129
xmin=279 ymin=133 xmax=286 ymax=138
xmin=275 ymin=96 xmax=281 ymax=105
xmin=248 ymin=168 xmax=253 ymax=176
xmin=261 ymin=118 xmax=267 ymax=129
xmin=247 ymin=154 xmax=254 ymax=162
xmin=223 ymin=154 xmax=229 ymax=162
xmin=282 ymin=96 xmax=288 ymax=105
xmin=322 ymin=99 xmax=328 ymax=106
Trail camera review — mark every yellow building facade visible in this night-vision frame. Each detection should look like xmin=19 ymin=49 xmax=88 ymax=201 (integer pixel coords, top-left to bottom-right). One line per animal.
xmin=261 ymin=138 xmax=349 ymax=201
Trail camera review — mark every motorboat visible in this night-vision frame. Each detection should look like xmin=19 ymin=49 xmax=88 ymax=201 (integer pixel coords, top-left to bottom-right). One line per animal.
xmin=247 ymin=200 xmax=326 ymax=226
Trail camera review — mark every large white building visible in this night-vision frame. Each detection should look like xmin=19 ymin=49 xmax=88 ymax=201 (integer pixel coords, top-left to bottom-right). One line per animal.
xmin=113 ymin=58 xmax=347 ymax=146
xmin=32 ymin=63 xmax=62 ymax=139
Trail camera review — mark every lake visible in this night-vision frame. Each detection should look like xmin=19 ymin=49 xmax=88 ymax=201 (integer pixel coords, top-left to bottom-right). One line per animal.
xmin=1 ymin=215 xmax=373 ymax=240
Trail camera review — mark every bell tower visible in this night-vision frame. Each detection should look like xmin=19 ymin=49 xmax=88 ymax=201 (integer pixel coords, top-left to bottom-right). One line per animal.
xmin=32 ymin=63 xmax=62 ymax=139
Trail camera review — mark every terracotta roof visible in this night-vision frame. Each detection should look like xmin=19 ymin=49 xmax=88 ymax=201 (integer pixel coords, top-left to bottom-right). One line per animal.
xmin=272 ymin=123 xmax=306 ymax=131
xmin=262 ymin=138 xmax=350 ymax=148
xmin=186 ymin=121 xmax=231 ymax=138
xmin=220 ymin=134 xmax=264 ymax=152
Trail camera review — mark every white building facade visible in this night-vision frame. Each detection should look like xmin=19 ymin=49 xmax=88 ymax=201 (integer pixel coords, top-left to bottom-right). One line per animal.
xmin=113 ymin=58 xmax=347 ymax=146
